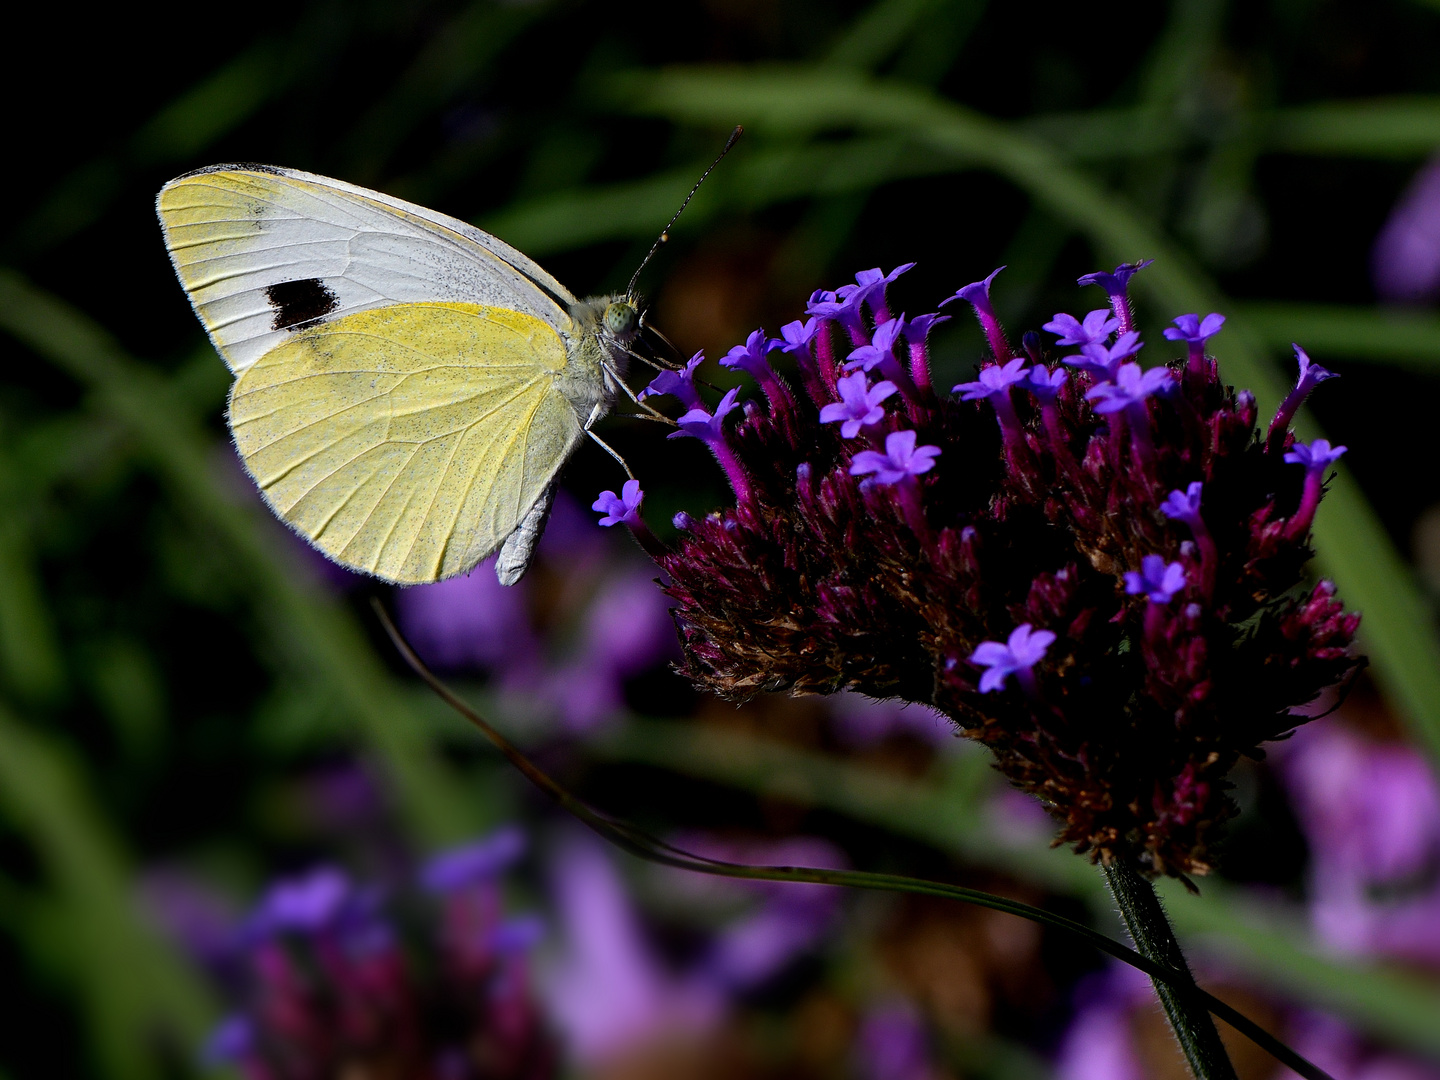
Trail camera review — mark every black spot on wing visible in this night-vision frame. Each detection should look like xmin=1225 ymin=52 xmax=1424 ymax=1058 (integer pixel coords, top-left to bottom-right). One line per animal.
xmin=266 ymin=278 xmax=340 ymax=331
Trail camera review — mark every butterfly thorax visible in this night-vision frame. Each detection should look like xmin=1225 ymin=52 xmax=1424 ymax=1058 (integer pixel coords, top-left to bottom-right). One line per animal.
xmin=556 ymin=295 xmax=637 ymax=422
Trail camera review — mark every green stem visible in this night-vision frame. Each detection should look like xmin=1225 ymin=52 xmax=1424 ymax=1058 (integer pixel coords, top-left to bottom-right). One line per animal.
xmin=1104 ymin=860 xmax=1238 ymax=1080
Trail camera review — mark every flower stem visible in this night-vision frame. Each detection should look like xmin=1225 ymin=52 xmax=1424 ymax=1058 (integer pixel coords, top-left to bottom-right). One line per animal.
xmin=1102 ymin=860 xmax=1238 ymax=1080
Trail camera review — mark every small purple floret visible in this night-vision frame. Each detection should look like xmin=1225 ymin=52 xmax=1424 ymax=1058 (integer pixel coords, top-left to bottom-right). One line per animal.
xmin=943 ymin=266 xmax=1012 ymax=360
xmin=845 ymin=317 xmax=905 ymax=374
xmin=1124 ymin=554 xmax=1188 ymax=604
xmin=820 ymin=372 xmax=897 ymax=438
xmin=639 ymin=351 xmax=705 ymax=411
xmin=1269 ymin=345 xmax=1340 ymax=449
xmin=1161 ymin=482 xmax=1204 ymax=525
xmin=670 ymin=387 xmax=741 ymax=445
xmin=1285 ymin=439 xmax=1347 ymax=471
xmin=420 ymin=826 xmax=527 ymax=893
xmin=970 ymin=623 xmax=1055 ymax=695
xmin=954 ymin=357 xmax=1029 ymax=401
xmin=592 ymin=480 xmax=645 ymax=528
xmin=1043 ymin=308 xmax=1119 ymax=347
xmin=249 ymin=867 xmax=352 ymax=936
xmin=1077 ymin=260 xmax=1154 ymax=296
xmin=1064 ymin=332 xmax=1144 ymax=379
xmin=1085 ymin=362 xmax=1173 ymax=413
xmin=772 ymin=317 xmax=819 ymax=358
xmin=1026 ymin=364 xmax=1068 ymax=402
xmin=850 ymin=429 xmax=940 ymax=485
xmin=720 ymin=329 xmax=775 ymax=382
xmin=1163 ymin=313 xmax=1226 ymax=346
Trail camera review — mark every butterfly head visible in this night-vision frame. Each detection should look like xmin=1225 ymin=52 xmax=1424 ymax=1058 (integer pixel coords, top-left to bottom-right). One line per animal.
xmin=604 ymin=299 xmax=640 ymax=342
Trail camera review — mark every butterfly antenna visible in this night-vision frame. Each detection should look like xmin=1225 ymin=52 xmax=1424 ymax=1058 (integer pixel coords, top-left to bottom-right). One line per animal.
xmin=626 ymin=125 xmax=743 ymax=300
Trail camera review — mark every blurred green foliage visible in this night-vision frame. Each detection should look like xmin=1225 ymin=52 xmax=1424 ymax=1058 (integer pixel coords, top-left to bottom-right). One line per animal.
xmin=6 ymin=0 xmax=1440 ymax=1075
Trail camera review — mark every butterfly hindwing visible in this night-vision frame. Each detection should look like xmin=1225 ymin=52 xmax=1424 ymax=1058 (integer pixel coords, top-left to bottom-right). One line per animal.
xmin=229 ymin=302 xmax=583 ymax=583
xmin=157 ymin=165 xmax=577 ymax=373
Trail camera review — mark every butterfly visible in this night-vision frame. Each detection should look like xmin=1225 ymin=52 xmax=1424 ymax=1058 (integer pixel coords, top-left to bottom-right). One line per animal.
xmin=157 ymin=164 xmax=644 ymax=587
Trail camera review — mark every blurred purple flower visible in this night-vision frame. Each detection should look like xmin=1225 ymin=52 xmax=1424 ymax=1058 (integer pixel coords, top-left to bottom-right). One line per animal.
xmin=1276 ymin=721 xmax=1440 ymax=963
xmin=827 ymin=692 xmax=954 ymax=748
xmin=1372 ymin=153 xmax=1440 ymax=304
xmin=1055 ymin=966 xmax=1150 ymax=1080
xmin=1124 ymin=555 xmax=1187 ymax=604
xmin=855 ymin=1002 xmax=936 ymax=1080
xmin=395 ymin=556 xmax=536 ymax=672
xmin=543 ymin=834 xmax=721 ymax=1066
xmin=421 ymin=824 xmax=527 ymax=893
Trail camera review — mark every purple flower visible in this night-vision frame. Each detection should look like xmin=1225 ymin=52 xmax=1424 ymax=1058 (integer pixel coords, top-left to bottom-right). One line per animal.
xmin=248 ymin=866 xmax=352 ymax=936
xmin=970 ymin=623 xmax=1055 ymax=694
xmin=845 ymin=315 xmax=905 ymax=373
xmin=1372 ymin=152 xmax=1440 ymax=303
xmin=1064 ymin=331 xmax=1144 ymax=378
xmin=1285 ymin=438 xmax=1347 ymax=471
xmin=1268 ymin=344 xmax=1339 ymax=449
xmin=855 ymin=1003 xmax=935 ymax=1080
xmin=1124 ymin=555 xmax=1187 ymax=603
xmin=850 ymin=429 xmax=940 ymax=485
xmin=820 ymin=372 xmax=897 ymax=437
xmin=420 ymin=826 xmax=527 ymax=893
xmin=1027 ymin=364 xmax=1069 ymax=402
xmin=670 ymin=387 xmax=741 ymax=445
xmin=772 ymin=317 xmax=819 ymax=358
xmin=1163 ymin=312 xmax=1226 ymax=347
xmin=1161 ymin=482 xmax=1204 ymax=525
xmin=902 ymin=311 xmax=949 ymax=342
xmin=720 ymin=328 xmax=776 ymax=382
xmin=1085 ymin=362 xmax=1173 ymax=413
xmin=1077 ymin=260 xmax=1154 ymax=296
xmin=943 ymin=266 xmax=1012 ymax=360
xmin=203 ymin=1015 xmax=254 ymax=1065
xmin=1044 ymin=308 xmax=1119 ymax=347
xmin=593 ymin=479 xmax=644 ymax=528
xmin=953 ymin=357 xmax=1030 ymax=401
xmin=639 ymin=351 xmax=705 ymax=411
xmin=1078 ymin=261 xmax=1153 ymax=336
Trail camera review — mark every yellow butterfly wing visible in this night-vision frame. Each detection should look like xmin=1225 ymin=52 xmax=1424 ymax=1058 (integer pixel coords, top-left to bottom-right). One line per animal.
xmin=230 ymin=301 xmax=582 ymax=584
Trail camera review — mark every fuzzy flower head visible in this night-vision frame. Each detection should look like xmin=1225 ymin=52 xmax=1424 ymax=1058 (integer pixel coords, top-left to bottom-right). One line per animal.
xmin=641 ymin=260 xmax=1357 ymax=878
xmin=202 ymin=829 xmax=554 ymax=1080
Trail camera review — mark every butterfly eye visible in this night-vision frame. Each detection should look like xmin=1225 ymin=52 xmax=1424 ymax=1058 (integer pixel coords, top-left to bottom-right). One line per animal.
xmin=604 ymin=301 xmax=638 ymax=338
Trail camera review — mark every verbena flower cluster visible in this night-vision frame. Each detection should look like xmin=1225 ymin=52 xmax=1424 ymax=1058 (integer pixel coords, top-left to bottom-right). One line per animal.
xmin=204 ymin=827 xmax=555 ymax=1080
xmin=598 ymin=261 xmax=1359 ymax=878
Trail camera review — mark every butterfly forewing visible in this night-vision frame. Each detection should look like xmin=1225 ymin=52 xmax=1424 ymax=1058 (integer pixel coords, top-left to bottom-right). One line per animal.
xmin=229 ymin=302 xmax=583 ymax=583
xmin=157 ymin=166 xmax=575 ymax=373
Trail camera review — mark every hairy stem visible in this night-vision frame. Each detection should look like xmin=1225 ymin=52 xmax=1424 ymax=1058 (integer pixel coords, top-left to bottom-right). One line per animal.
xmin=1103 ymin=859 xmax=1239 ymax=1080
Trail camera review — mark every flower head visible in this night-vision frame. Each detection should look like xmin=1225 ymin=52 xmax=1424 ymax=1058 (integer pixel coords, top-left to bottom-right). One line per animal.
xmin=592 ymin=479 xmax=645 ymax=528
xmin=647 ymin=260 xmax=1358 ymax=877
xmin=849 ymin=429 xmax=940 ymax=485
xmin=970 ymin=624 xmax=1055 ymax=694
xmin=1044 ymin=308 xmax=1119 ymax=347
xmin=1124 ymin=555 xmax=1188 ymax=604
xmin=820 ymin=372 xmax=897 ymax=438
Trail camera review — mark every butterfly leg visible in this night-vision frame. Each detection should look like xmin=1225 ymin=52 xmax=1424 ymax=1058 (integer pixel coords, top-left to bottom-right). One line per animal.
xmin=583 ymin=403 xmax=637 ymax=480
